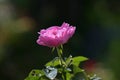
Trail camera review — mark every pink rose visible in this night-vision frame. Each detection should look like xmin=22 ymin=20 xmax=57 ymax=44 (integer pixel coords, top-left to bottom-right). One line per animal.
xmin=36 ymin=22 xmax=76 ymax=47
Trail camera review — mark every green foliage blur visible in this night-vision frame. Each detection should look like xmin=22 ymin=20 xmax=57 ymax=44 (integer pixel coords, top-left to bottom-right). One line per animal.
xmin=25 ymin=56 xmax=88 ymax=80
xmin=0 ymin=0 xmax=120 ymax=80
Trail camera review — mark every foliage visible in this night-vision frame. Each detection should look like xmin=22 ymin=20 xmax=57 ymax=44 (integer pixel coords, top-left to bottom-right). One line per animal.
xmin=25 ymin=46 xmax=101 ymax=80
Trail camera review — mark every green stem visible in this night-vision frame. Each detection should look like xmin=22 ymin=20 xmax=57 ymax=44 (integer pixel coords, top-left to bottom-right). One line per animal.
xmin=63 ymin=69 xmax=66 ymax=80
xmin=56 ymin=46 xmax=66 ymax=80
xmin=56 ymin=47 xmax=63 ymax=66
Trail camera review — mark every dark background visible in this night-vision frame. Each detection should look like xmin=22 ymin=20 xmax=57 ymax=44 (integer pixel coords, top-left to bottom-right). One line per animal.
xmin=0 ymin=0 xmax=120 ymax=80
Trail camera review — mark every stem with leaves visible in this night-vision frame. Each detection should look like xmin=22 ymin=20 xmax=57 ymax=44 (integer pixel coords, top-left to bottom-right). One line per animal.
xmin=56 ymin=45 xmax=67 ymax=80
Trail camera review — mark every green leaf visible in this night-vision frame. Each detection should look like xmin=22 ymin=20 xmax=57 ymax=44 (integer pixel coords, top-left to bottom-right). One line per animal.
xmin=65 ymin=55 xmax=72 ymax=67
xmin=45 ymin=61 xmax=53 ymax=66
xmin=40 ymin=76 xmax=50 ymax=80
xmin=66 ymin=72 xmax=73 ymax=80
xmin=29 ymin=69 xmax=44 ymax=77
xmin=72 ymin=56 xmax=88 ymax=67
xmin=72 ymin=65 xmax=83 ymax=74
xmin=45 ymin=57 xmax=60 ymax=66
xmin=25 ymin=69 xmax=44 ymax=80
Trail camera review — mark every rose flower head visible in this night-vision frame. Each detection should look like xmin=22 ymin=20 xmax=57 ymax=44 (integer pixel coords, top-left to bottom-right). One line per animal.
xmin=36 ymin=22 xmax=76 ymax=47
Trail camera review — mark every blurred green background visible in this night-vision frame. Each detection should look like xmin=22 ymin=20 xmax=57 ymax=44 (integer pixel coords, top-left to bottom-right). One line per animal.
xmin=0 ymin=0 xmax=120 ymax=80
